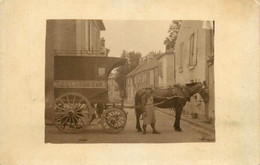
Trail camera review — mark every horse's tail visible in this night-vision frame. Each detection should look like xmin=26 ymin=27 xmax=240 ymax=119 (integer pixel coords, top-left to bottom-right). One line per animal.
xmin=134 ymin=89 xmax=144 ymax=115
xmin=134 ymin=92 xmax=139 ymax=114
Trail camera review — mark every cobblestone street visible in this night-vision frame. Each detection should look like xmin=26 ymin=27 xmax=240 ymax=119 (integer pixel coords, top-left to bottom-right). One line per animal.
xmin=45 ymin=108 xmax=215 ymax=143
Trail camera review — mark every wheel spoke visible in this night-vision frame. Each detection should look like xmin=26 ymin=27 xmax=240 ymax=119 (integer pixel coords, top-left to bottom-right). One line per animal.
xmin=76 ymin=102 xmax=83 ymax=110
xmin=75 ymin=105 xmax=87 ymax=112
xmin=80 ymin=110 xmax=90 ymax=114
xmin=77 ymin=98 xmax=83 ymax=107
xmin=55 ymin=106 xmax=69 ymax=112
xmin=53 ymin=93 xmax=92 ymax=133
xmin=101 ymin=109 xmax=127 ymax=133
xmin=55 ymin=115 xmax=68 ymax=122
xmin=72 ymin=115 xmax=79 ymax=122
xmin=67 ymin=116 xmax=71 ymax=127
xmin=53 ymin=112 xmax=67 ymax=115
xmin=72 ymin=95 xmax=76 ymax=105
xmin=71 ymin=116 xmax=77 ymax=129
xmin=58 ymin=99 xmax=67 ymax=108
xmin=61 ymin=116 xmax=69 ymax=129
xmin=75 ymin=113 xmax=89 ymax=121
xmin=78 ymin=117 xmax=85 ymax=125
xmin=67 ymin=95 xmax=74 ymax=109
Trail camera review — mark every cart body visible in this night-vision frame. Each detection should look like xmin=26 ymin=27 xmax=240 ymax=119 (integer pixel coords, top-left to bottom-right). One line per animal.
xmin=52 ymin=53 xmax=127 ymax=133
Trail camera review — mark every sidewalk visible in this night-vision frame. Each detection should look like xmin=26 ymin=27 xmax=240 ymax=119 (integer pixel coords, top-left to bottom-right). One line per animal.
xmin=155 ymin=107 xmax=215 ymax=136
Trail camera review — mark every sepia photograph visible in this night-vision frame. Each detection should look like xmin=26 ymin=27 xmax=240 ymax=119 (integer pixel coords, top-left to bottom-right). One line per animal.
xmin=45 ymin=20 xmax=215 ymax=143
xmin=1 ymin=0 xmax=259 ymax=164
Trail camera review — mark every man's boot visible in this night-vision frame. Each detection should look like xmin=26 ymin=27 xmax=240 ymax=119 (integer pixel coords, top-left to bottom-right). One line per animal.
xmin=151 ymin=123 xmax=160 ymax=134
xmin=142 ymin=125 xmax=146 ymax=134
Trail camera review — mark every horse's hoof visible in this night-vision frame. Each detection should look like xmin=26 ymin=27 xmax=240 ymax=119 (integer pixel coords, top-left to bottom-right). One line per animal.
xmin=175 ymin=128 xmax=182 ymax=132
xmin=137 ymin=129 xmax=142 ymax=132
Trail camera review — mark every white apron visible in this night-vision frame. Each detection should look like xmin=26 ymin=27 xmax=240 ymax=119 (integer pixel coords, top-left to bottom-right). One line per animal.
xmin=143 ymin=96 xmax=156 ymax=125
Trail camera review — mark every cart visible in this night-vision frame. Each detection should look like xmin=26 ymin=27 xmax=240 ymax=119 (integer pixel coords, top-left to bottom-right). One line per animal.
xmin=52 ymin=50 xmax=127 ymax=134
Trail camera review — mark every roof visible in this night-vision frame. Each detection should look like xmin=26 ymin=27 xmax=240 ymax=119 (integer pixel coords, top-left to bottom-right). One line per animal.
xmin=96 ymin=20 xmax=106 ymax=31
xmin=126 ymin=58 xmax=158 ymax=77
xmin=157 ymin=48 xmax=175 ymax=59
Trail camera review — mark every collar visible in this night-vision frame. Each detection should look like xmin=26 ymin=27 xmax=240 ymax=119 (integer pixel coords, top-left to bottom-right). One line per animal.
xmin=180 ymin=87 xmax=190 ymax=101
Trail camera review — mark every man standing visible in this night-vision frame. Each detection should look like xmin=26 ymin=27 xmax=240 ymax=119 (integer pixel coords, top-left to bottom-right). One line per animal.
xmin=141 ymin=88 xmax=160 ymax=134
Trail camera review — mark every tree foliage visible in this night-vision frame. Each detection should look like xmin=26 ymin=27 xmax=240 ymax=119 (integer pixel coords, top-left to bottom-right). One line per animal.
xmin=114 ymin=50 xmax=141 ymax=98
xmin=164 ymin=20 xmax=182 ymax=50
xmin=146 ymin=51 xmax=163 ymax=59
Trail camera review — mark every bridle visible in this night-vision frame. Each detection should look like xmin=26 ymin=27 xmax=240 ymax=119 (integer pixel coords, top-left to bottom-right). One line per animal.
xmin=197 ymin=85 xmax=209 ymax=102
xmin=180 ymin=84 xmax=207 ymax=101
xmin=198 ymin=85 xmax=206 ymax=94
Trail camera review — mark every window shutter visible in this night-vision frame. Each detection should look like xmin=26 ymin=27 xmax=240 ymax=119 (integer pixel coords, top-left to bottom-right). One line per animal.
xmin=179 ymin=43 xmax=184 ymax=67
xmin=189 ymin=34 xmax=194 ymax=66
xmin=193 ymin=33 xmax=198 ymax=65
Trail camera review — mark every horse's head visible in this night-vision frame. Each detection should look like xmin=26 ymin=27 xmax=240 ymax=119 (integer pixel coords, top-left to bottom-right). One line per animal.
xmin=185 ymin=81 xmax=209 ymax=103
xmin=198 ymin=81 xmax=209 ymax=103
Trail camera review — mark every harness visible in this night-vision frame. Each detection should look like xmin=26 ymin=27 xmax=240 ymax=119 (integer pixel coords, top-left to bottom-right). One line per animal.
xmin=129 ymin=84 xmax=207 ymax=109
xmin=180 ymin=86 xmax=189 ymax=101
xmin=178 ymin=85 xmax=206 ymax=102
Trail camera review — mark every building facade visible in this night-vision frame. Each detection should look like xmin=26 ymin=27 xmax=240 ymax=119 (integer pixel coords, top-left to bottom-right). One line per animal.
xmin=175 ymin=20 xmax=214 ymax=121
xmin=158 ymin=49 xmax=175 ymax=88
xmin=125 ymin=58 xmax=159 ymax=104
xmin=108 ymin=74 xmax=120 ymax=102
xmin=45 ymin=20 xmax=108 ymax=120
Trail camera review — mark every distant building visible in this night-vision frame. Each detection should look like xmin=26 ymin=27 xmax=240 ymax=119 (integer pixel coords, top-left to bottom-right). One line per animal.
xmin=126 ymin=58 xmax=159 ymax=104
xmin=175 ymin=20 xmax=214 ymax=121
xmin=157 ymin=48 xmax=175 ymax=88
xmin=108 ymin=74 xmax=120 ymax=102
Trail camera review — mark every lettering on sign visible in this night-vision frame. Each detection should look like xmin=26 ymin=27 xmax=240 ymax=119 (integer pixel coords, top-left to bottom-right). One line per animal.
xmin=53 ymin=80 xmax=107 ymax=88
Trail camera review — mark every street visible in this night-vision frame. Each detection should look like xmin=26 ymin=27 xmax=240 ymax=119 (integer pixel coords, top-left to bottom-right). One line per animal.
xmin=45 ymin=108 xmax=214 ymax=143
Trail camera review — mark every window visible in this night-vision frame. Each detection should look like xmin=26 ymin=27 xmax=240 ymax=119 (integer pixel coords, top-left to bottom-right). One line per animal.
xmin=139 ymin=74 xmax=142 ymax=83
xmin=189 ymin=33 xmax=195 ymax=66
xmin=134 ymin=76 xmax=137 ymax=84
xmin=189 ymin=32 xmax=198 ymax=68
xmin=128 ymin=78 xmax=130 ymax=86
xmin=159 ymin=61 xmax=163 ymax=78
xmin=97 ymin=67 xmax=105 ymax=77
xmin=143 ymin=72 xmax=146 ymax=83
xmin=150 ymin=70 xmax=154 ymax=85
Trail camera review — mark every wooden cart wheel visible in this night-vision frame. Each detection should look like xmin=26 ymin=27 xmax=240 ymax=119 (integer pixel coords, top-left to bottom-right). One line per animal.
xmin=52 ymin=92 xmax=93 ymax=133
xmin=101 ymin=108 xmax=127 ymax=133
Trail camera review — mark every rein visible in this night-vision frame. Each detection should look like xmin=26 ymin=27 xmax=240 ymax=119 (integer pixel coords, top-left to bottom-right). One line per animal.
xmin=123 ymin=95 xmax=184 ymax=109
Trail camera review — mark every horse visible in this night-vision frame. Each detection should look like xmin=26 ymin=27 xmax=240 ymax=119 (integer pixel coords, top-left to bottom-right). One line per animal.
xmin=134 ymin=81 xmax=209 ymax=132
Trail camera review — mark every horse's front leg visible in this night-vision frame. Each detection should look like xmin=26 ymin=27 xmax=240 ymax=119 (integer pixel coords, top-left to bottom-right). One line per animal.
xmin=135 ymin=109 xmax=142 ymax=132
xmin=174 ymin=106 xmax=183 ymax=132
